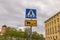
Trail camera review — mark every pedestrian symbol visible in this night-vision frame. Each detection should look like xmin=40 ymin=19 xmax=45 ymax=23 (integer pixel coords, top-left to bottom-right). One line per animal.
xmin=26 ymin=9 xmax=36 ymax=19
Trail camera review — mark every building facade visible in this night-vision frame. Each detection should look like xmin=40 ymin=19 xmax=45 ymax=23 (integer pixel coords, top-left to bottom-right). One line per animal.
xmin=1 ymin=25 xmax=7 ymax=35
xmin=45 ymin=12 xmax=60 ymax=40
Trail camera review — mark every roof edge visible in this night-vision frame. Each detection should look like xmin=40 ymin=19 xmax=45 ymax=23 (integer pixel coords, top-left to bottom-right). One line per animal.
xmin=44 ymin=12 xmax=60 ymax=23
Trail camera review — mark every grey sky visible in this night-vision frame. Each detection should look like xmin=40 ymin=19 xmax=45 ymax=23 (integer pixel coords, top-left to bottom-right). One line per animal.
xmin=0 ymin=0 xmax=60 ymax=35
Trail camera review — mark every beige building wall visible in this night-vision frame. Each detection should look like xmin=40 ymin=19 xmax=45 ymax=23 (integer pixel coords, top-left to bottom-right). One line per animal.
xmin=1 ymin=25 xmax=7 ymax=35
xmin=45 ymin=12 xmax=60 ymax=40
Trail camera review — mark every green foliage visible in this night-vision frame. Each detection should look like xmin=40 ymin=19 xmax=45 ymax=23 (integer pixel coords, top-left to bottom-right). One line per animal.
xmin=32 ymin=31 xmax=44 ymax=40
xmin=2 ymin=27 xmax=45 ymax=40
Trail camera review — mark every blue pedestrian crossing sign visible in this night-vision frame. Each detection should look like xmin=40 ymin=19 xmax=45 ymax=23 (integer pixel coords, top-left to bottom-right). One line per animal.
xmin=26 ymin=9 xmax=37 ymax=19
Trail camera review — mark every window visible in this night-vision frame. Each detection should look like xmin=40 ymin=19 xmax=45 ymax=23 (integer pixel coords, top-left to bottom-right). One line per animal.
xmin=52 ymin=21 xmax=53 ymax=27
xmin=49 ymin=28 xmax=51 ymax=35
xmin=48 ymin=29 xmax=49 ymax=35
xmin=46 ymin=29 xmax=47 ymax=35
xmin=52 ymin=27 xmax=54 ymax=34
xmin=51 ymin=37 xmax=52 ymax=39
xmin=57 ymin=18 xmax=59 ymax=22
xmin=56 ymin=36 xmax=57 ymax=39
xmin=55 ymin=26 xmax=57 ymax=33
xmin=54 ymin=20 xmax=56 ymax=24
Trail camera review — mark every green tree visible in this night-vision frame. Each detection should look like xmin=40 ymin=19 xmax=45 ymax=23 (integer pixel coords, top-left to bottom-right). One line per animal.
xmin=5 ymin=27 xmax=45 ymax=40
xmin=5 ymin=27 xmax=18 ymax=40
xmin=32 ymin=31 xmax=44 ymax=40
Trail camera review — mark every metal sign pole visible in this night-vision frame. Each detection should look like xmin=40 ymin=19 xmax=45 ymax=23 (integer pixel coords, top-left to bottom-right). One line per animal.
xmin=25 ymin=9 xmax=37 ymax=40
xmin=30 ymin=26 xmax=32 ymax=40
xmin=30 ymin=18 xmax=32 ymax=40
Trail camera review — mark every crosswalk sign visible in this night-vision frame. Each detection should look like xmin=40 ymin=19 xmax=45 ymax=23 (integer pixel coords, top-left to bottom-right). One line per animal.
xmin=26 ymin=9 xmax=37 ymax=19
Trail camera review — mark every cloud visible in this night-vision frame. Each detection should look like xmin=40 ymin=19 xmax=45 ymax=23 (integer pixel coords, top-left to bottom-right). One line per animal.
xmin=0 ymin=0 xmax=60 ymax=35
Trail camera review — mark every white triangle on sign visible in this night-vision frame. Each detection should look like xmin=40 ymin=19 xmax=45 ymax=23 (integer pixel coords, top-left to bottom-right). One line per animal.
xmin=27 ymin=9 xmax=35 ymax=17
